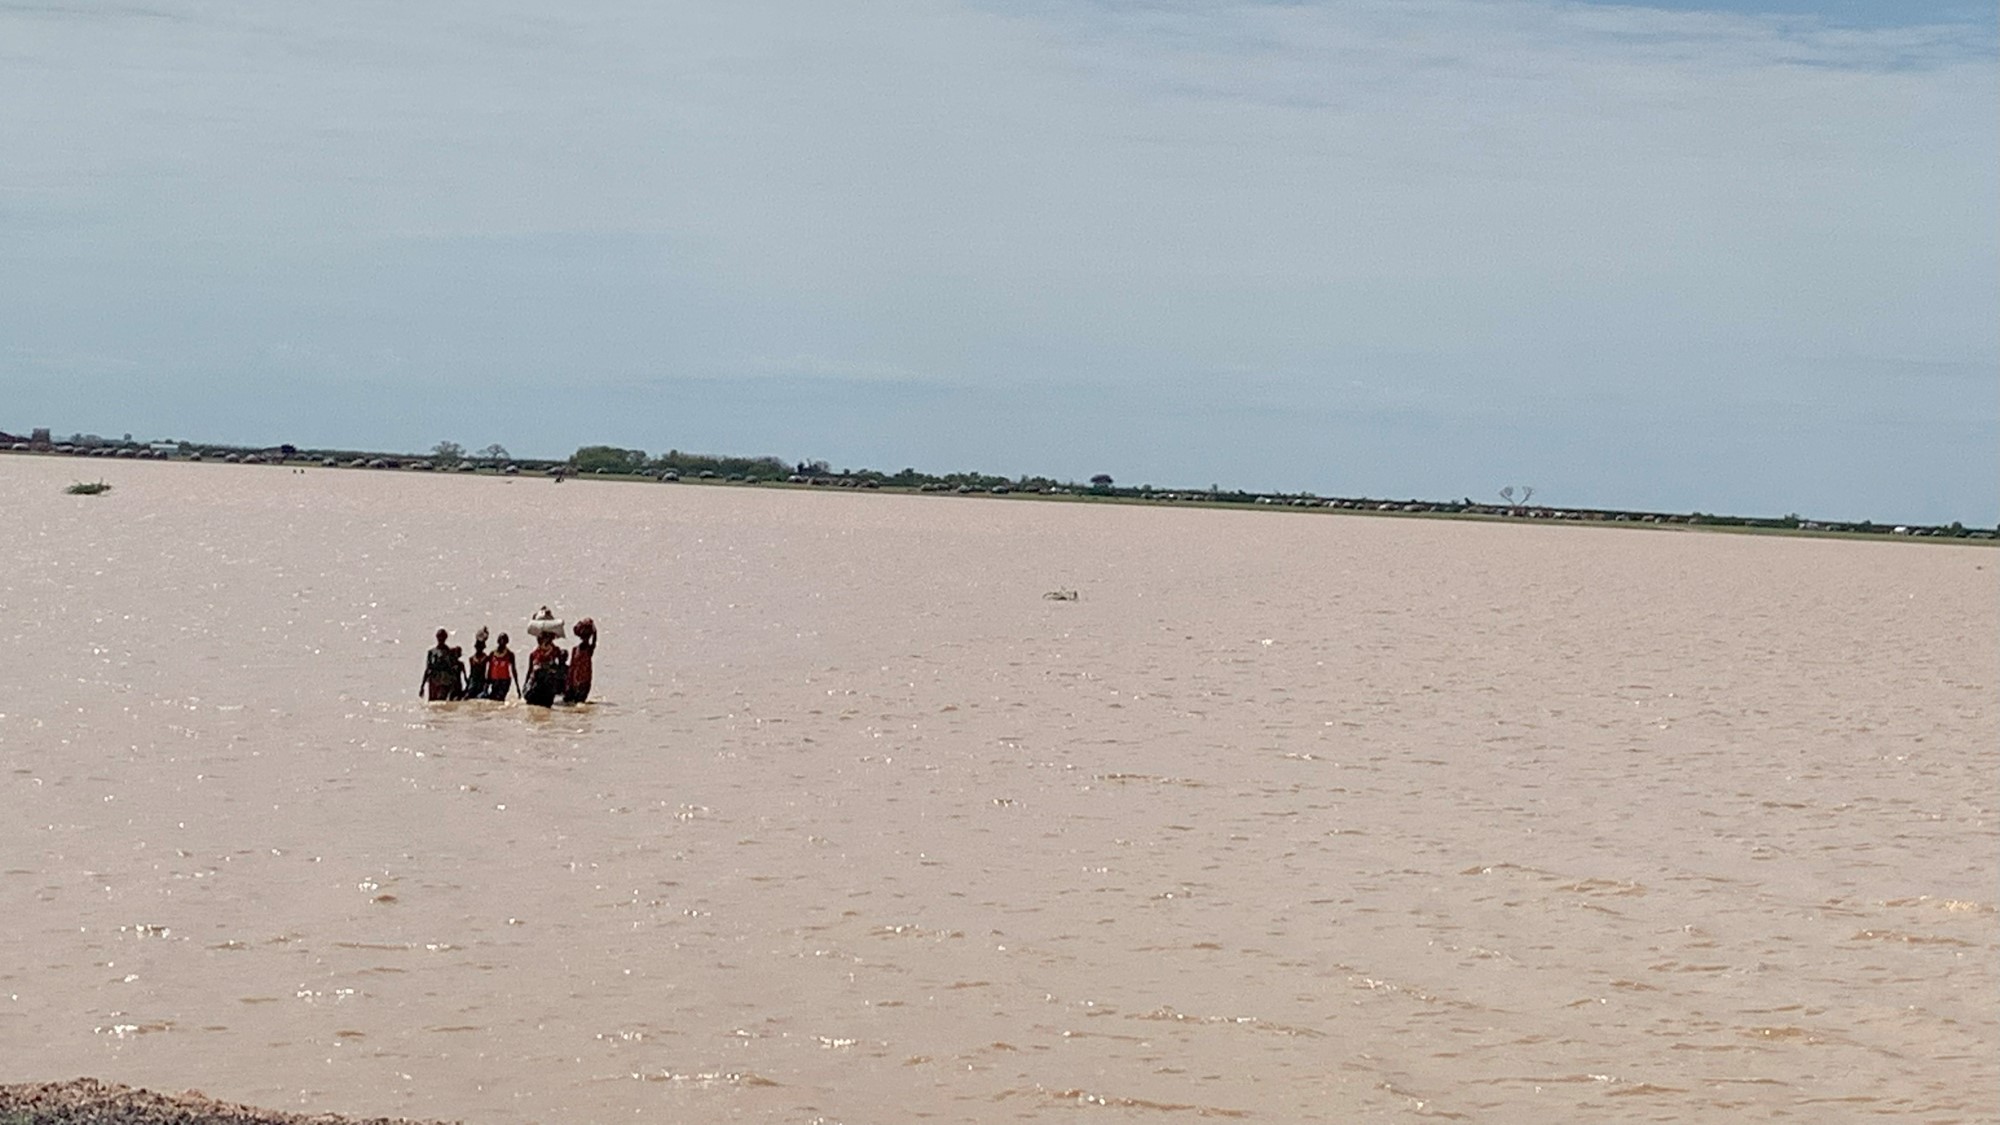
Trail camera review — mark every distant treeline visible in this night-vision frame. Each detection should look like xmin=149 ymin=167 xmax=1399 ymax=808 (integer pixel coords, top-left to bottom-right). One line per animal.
xmin=569 ymin=444 xmax=1077 ymax=492
xmin=3 ymin=428 xmax=1993 ymax=541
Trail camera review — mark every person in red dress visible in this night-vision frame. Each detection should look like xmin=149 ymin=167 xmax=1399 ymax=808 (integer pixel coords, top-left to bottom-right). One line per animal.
xmin=485 ymin=633 xmax=517 ymax=701
xmin=564 ymin=618 xmax=597 ymax=704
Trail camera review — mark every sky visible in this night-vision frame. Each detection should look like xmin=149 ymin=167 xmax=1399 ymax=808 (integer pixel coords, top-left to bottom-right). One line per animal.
xmin=1 ymin=0 xmax=1994 ymax=524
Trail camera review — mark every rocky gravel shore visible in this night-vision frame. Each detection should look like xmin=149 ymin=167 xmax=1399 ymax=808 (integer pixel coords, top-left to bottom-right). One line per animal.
xmin=0 ymin=1080 xmax=457 ymax=1125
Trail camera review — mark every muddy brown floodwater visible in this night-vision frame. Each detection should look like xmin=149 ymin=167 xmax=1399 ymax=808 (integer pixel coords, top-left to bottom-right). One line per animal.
xmin=1 ymin=456 xmax=1993 ymax=1123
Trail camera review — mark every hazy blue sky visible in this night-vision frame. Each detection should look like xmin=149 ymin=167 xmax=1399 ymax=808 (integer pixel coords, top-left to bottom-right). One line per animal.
xmin=3 ymin=0 xmax=1993 ymax=522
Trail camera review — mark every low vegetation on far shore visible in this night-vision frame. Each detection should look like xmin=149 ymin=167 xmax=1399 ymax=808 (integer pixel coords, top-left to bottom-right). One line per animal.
xmin=6 ymin=431 xmax=1993 ymax=542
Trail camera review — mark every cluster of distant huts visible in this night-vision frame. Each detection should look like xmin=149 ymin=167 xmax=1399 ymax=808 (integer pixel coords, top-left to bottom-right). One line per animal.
xmin=5 ymin=428 xmax=1989 ymax=540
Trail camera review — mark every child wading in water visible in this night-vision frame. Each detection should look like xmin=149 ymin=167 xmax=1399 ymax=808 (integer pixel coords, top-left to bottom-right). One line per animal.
xmin=466 ymin=628 xmax=491 ymax=700
xmin=564 ymin=618 xmax=597 ymax=704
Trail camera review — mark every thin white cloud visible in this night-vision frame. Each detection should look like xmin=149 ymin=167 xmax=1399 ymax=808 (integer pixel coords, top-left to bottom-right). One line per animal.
xmin=737 ymin=354 xmax=943 ymax=384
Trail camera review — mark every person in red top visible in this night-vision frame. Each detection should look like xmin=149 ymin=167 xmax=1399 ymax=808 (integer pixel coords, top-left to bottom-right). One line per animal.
xmin=485 ymin=632 xmax=517 ymax=701
xmin=564 ymin=618 xmax=597 ymax=704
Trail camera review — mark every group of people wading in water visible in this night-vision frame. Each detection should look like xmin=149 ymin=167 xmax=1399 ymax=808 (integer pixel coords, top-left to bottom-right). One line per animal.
xmin=421 ymin=607 xmax=596 ymax=708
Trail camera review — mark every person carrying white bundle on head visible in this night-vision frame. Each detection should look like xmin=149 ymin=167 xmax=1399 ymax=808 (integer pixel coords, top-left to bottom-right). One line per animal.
xmin=522 ymin=607 xmax=568 ymax=707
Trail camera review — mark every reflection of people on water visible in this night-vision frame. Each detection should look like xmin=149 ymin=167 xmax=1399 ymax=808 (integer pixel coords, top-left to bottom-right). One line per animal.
xmin=486 ymin=632 xmax=517 ymax=701
xmin=564 ymin=618 xmax=597 ymax=704
xmin=420 ymin=628 xmax=460 ymax=701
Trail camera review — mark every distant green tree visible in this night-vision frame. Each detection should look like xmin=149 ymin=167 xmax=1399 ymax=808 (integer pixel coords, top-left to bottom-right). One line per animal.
xmin=571 ymin=445 xmax=647 ymax=473
xmin=478 ymin=443 xmax=510 ymax=464
xmin=432 ymin=440 xmax=465 ymax=465
xmin=748 ymin=457 xmax=782 ymax=480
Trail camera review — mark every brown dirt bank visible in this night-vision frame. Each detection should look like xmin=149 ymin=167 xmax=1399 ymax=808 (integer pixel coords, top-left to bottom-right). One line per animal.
xmin=0 ymin=1081 xmax=457 ymax=1125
